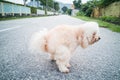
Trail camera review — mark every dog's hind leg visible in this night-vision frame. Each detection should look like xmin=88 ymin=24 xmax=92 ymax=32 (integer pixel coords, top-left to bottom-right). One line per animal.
xmin=50 ymin=54 xmax=55 ymax=61
xmin=55 ymin=45 xmax=71 ymax=73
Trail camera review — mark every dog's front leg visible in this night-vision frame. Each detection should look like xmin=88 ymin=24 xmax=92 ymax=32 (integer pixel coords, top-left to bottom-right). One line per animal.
xmin=65 ymin=61 xmax=71 ymax=68
xmin=55 ymin=45 xmax=71 ymax=73
xmin=56 ymin=60 xmax=69 ymax=73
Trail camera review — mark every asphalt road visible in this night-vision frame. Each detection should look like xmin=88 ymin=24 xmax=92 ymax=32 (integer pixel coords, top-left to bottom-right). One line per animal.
xmin=0 ymin=15 xmax=120 ymax=80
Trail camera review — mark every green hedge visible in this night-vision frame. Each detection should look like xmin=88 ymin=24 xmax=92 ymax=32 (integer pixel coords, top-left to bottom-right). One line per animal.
xmin=99 ymin=16 xmax=120 ymax=25
xmin=30 ymin=7 xmax=37 ymax=14
xmin=76 ymin=12 xmax=85 ymax=16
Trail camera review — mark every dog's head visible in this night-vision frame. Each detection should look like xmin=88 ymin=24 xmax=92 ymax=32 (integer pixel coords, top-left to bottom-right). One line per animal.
xmin=77 ymin=22 xmax=101 ymax=48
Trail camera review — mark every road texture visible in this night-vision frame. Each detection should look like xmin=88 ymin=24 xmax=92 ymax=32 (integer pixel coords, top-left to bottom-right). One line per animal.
xmin=0 ymin=15 xmax=120 ymax=80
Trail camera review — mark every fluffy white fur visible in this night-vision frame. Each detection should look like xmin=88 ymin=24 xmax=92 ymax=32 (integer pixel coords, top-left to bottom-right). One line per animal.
xmin=29 ymin=22 xmax=100 ymax=73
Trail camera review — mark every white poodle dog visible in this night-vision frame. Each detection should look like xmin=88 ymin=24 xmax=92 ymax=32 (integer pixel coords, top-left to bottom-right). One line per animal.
xmin=29 ymin=22 xmax=101 ymax=73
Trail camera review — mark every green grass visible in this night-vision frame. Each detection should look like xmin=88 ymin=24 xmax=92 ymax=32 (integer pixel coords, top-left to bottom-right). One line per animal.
xmin=0 ymin=16 xmax=32 ymax=21
xmin=74 ymin=16 xmax=120 ymax=32
xmin=0 ymin=15 xmax=49 ymax=21
xmin=0 ymin=16 xmax=45 ymax=21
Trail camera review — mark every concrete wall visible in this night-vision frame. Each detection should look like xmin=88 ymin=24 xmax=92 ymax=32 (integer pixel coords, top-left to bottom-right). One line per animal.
xmin=92 ymin=1 xmax=120 ymax=18
xmin=92 ymin=7 xmax=101 ymax=18
xmin=0 ymin=2 xmax=30 ymax=16
xmin=101 ymin=1 xmax=120 ymax=17
xmin=0 ymin=2 xmax=55 ymax=17
xmin=37 ymin=10 xmax=55 ymax=15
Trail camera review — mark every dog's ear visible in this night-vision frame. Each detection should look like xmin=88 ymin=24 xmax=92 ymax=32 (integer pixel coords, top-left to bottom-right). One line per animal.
xmin=77 ymin=30 xmax=89 ymax=48
xmin=81 ymin=32 xmax=89 ymax=48
xmin=89 ymin=32 xmax=96 ymax=44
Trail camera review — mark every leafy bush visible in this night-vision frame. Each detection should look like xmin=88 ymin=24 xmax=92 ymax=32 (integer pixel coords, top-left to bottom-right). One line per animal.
xmin=67 ymin=9 xmax=72 ymax=15
xmin=31 ymin=7 xmax=37 ymax=14
xmin=76 ymin=11 xmax=85 ymax=16
xmin=99 ymin=0 xmax=120 ymax=7
xmin=62 ymin=6 xmax=68 ymax=14
xmin=74 ymin=16 xmax=120 ymax=32
xmin=99 ymin=16 xmax=120 ymax=25
xmin=79 ymin=1 xmax=95 ymax=17
xmin=85 ymin=7 xmax=93 ymax=17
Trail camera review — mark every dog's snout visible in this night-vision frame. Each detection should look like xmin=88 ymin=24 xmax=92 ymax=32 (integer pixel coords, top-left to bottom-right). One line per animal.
xmin=98 ymin=37 xmax=101 ymax=40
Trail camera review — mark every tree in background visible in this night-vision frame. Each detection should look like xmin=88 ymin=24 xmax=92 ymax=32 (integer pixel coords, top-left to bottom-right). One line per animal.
xmin=81 ymin=1 xmax=96 ymax=17
xmin=36 ymin=0 xmax=40 ymax=8
xmin=39 ymin=0 xmax=59 ymax=15
xmin=76 ymin=0 xmax=120 ymax=17
xmin=39 ymin=0 xmax=46 ymax=14
xmin=76 ymin=0 xmax=100 ymax=17
xmin=39 ymin=0 xmax=46 ymax=9
xmin=67 ymin=9 xmax=72 ymax=15
xmin=23 ymin=0 xmax=27 ymax=6
xmin=82 ymin=0 xmax=120 ymax=16
xmin=54 ymin=2 xmax=60 ymax=11
xmin=73 ymin=0 xmax=81 ymax=9
xmin=40 ymin=0 xmax=57 ymax=10
xmin=62 ymin=6 xmax=68 ymax=14
xmin=100 ymin=0 xmax=120 ymax=7
xmin=47 ymin=0 xmax=54 ymax=8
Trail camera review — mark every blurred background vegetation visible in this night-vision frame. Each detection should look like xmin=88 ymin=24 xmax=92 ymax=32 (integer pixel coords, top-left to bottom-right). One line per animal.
xmin=0 ymin=0 xmax=120 ymax=31
xmin=73 ymin=0 xmax=120 ymax=25
xmin=72 ymin=0 xmax=120 ymax=32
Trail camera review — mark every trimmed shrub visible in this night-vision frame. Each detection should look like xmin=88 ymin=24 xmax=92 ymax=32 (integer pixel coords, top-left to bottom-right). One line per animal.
xmin=76 ymin=11 xmax=85 ymax=16
xmin=31 ymin=7 xmax=37 ymax=14
xmin=99 ymin=16 xmax=120 ymax=25
xmin=67 ymin=9 xmax=72 ymax=15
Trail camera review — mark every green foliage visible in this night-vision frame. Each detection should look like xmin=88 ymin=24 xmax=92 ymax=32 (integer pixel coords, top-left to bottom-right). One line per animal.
xmin=39 ymin=0 xmax=46 ymax=6
xmin=74 ymin=0 xmax=120 ymax=17
xmin=23 ymin=0 xmax=27 ymax=6
xmin=39 ymin=0 xmax=55 ymax=8
xmin=100 ymin=0 xmax=120 ymax=7
xmin=67 ymin=9 xmax=72 ymax=15
xmin=39 ymin=0 xmax=51 ymax=15
xmin=99 ymin=16 xmax=120 ymax=25
xmin=80 ymin=1 xmax=96 ymax=17
xmin=31 ymin=7 xmax=37 ymax=14
xmin=54 ymin=2 xmax=60 ymax=11
xmin=62 ymin=6 xmax=68 ymax=13
xmin=39 ymin=0 xmax=59 ymax=15
xmin=85 ymin=7 xmax=93 ymax=17
xmin=76 ymin=11 xmax=85 ymax=16
xmin=74 ymin=16 xmax=120 ymax=32
xmin=37 ymin=7 xmax=42 ymax=10
xmin=73 ymin=0 xmax=81 ymax=9
xmin=81 ymin=4 xmax=89 ymax=12
xmin=47 ymin=0 xmax=54 ymax=8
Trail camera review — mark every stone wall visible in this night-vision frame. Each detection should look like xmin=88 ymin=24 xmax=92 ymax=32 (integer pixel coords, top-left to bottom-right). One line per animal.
xmin=92 ymin=1 xmax=120 ymax=18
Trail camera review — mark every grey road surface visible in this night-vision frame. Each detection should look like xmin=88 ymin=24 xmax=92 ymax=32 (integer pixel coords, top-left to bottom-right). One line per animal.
xmin=0 ymin=15 xmax=120 ymax=80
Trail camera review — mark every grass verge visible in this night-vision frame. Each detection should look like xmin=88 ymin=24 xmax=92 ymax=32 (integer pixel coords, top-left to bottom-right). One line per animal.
xmin=0 ymin=15 xmax=49 ymax=21
xmin=74 ymin=16 xmax=120 ymax=32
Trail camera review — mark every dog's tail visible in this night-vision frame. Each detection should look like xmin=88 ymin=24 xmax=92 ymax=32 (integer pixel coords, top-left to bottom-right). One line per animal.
xmin=29 ymin=28 xmax=48 ymax=54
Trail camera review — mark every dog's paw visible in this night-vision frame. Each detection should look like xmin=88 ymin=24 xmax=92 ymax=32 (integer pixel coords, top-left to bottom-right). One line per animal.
xmin=51 ymin=59 xmax=56 ymax=62
xmin=59 ymin=67 xmax=69 ymax=73
xmin=66 ymin=63 xmax=71 ymax=68
xmin=64 ymin=69 xmax=69 ymax=73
